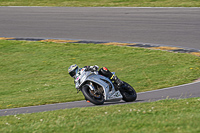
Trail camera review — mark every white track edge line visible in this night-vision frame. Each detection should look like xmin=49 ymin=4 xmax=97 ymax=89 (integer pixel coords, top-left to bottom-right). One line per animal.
xmin=138 ymin=81 xmax=200 ymax=94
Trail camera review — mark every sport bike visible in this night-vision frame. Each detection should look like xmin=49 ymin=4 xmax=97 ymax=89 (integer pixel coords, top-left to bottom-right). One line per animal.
xmin=74 ymin=68 xmax=137 ymax=105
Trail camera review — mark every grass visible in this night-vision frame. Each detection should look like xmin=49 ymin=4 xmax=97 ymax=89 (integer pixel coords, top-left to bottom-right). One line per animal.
xmin=0 ymin=40 xmax=200 ymax=109
xmin=0 ymin=0 xmax=200 ymax=7
xmin=0 ymin=97 xmax=200 ymax=132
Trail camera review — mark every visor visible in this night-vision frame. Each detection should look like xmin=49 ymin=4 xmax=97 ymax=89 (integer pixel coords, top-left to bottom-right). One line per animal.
xmin=69 ymin=67 xmax=79 ymax=78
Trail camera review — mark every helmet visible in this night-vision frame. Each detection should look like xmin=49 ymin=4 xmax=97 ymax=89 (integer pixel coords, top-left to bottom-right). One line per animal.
xmin=68 ymin=64 xmax=79 ymax=78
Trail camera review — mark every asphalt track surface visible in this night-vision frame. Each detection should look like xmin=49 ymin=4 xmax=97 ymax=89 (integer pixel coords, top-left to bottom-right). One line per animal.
xmin=0 ymin=7 xmax=200 ymax=116
xmin=0 ymin=7 xmax=200 ymax=50
xmin=0 ymin=81 xmax=200 ymax=116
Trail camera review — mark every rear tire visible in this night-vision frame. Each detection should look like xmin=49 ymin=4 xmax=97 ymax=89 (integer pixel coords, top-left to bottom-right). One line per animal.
xmin=82 ymin=85 xmax=105 ymax=105
xmin=119 ymin=81 xmax=137 ymax=102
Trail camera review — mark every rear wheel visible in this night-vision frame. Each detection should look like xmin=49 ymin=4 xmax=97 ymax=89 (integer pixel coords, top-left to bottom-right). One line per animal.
xmin=119 ymin=81 xmax=137 ymax=102
xmin=81 ymin=85 xmax=105 ymax=105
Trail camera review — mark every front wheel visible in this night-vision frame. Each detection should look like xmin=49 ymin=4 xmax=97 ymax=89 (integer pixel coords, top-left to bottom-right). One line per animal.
xmin=81 ymin=85 xmax=105 ymax=105
xmin=119 ymin=81 xmax=137 ymax=102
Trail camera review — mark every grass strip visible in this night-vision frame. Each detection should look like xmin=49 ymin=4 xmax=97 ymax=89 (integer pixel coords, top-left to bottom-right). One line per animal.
xmin=0 ymin=0 xmax=200 ymax=7
xmin=0 ymin=98 xmax=200 ymax=132
xmin=0 ymin=40 xmax=200 ymax=109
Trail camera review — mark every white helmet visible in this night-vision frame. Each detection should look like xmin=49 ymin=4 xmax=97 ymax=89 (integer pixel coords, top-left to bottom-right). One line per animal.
xmin=68 ymin=64 xmax=79 ymax=78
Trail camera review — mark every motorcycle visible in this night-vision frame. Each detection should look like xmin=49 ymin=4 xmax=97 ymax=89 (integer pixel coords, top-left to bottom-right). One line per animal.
xmin=74 ymin=68 xmax=137 ymax=105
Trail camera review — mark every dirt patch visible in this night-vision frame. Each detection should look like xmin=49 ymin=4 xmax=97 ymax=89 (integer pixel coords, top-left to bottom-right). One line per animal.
xmin=194 ymin=78 xmax=200 ymax=82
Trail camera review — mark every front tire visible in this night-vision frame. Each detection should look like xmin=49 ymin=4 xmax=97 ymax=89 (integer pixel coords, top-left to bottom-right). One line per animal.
xmin=81 ymin=85 xmax=105 ymax=105
xmin=119 ymin=81 xmax=137 ymax=102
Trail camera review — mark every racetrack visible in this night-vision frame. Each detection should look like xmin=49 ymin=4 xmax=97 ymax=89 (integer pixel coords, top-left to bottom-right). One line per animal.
xmin=0 ymin=7 xmax=200 ymax=116
xmin=0 ymin=7 xmax=200 ymax=49
xmin=0 ymin=81 xmax=199 ymax=116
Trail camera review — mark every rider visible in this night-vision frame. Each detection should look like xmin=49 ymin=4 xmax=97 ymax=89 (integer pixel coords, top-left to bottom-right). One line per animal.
xmin=68 ymin=64 xmax=123 ymax=89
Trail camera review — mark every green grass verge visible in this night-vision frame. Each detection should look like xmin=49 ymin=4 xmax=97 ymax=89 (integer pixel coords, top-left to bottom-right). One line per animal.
xmin=0 ymin=98 xmax=200 ymax=132
xmin=0 ymin=0 xmax=200 ymax=7
xmin=0 ymin=40 xmax=200 ymax=109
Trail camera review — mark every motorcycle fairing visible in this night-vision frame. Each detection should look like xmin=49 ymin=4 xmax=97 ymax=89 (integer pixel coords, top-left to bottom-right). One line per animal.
xmin=87 ymin=74 xmax=123 ymax=101
xmin=77 ymin=71 xmax=122 ymax=101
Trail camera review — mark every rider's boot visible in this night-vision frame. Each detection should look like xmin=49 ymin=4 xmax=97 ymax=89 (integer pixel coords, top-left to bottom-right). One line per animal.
xmin=99 ymin=67 xmax=123 ymax=89
xmin=111 ymin=75 xmax=124 ymax=90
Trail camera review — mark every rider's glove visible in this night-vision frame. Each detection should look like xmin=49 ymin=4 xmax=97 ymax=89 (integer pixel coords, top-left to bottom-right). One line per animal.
xmin=93 ymin=65 xmax=99 ymax=71
xmin=85 ymin=65 xmax=99 ymax=71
